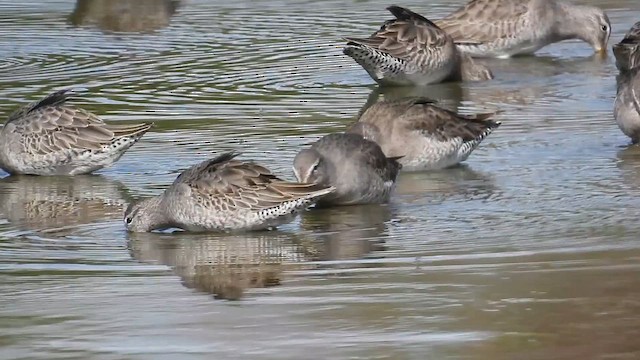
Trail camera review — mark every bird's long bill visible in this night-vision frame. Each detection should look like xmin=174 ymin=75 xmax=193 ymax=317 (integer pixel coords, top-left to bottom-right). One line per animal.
xmin=595 ymin=46 xmax=607 ymax=56
xmin=594 ymin=47 xmax=608 ymax=59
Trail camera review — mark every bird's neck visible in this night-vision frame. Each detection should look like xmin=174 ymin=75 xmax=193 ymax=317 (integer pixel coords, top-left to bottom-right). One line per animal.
xmin=140 ymin=196 xmax=172 ymax=231
xmin=553 ymin=2 xmax=589 ymax=42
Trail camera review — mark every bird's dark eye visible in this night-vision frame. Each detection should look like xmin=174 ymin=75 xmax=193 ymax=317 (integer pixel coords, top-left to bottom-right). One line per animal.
xmin=125 ymin=217 xmax=133 ymax=224
xmin=601 ymin=25 xmax=608 ymax=31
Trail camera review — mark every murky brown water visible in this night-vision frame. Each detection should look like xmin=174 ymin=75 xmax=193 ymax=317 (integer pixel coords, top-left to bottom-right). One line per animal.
xmin=1 ymin=0 xmax=640 ymax=359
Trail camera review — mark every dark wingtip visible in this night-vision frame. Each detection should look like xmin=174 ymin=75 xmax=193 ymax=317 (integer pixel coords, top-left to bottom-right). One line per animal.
xmin=484 ymin=112 xmax=503 ymax=128
xmin=620 ymin=38 xmax=636 ymax=45
xmin=473 ymin=109 xmax=504 ymax=122
xmin=455 ymin=40 xmax=484 ymax=46
xmin=388 ymin=155 xmax=404 ymax=172
xmin=386 ymin=5 xmax=412 ymax=19
xmin=385 ymin=5 xmax=440 ymax=29
xmin=411 ymin=97 xmax=438 ymax=105
xmin=213 ymin=151 xmax=241 ymax=164
xmin=36 ymin=88 xmax=75 ymax=108
xmin=8 ymin=88 xmax=80 ymax=121
xmin=343 ymin=37 xmax=368 ymax=47
xmin=619 ymin=36 xmax=640 ymax=45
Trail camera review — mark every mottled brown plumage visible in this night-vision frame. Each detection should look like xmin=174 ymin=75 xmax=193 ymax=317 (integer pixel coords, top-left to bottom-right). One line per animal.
xmin=171 ymin=152 xmax=334 ymax=210
xmin=346 ymin=6 xmax=450 ymax=60
xmin=343 ymin=5 xmax=492 ymax=86
xmin=436 ymin=0 xmax=530 ymax=44
xmin=348 ymin=98 xmax=501 ymax=170
xmin=125 ymin=152 xmax=335 ymax=232
xmin=0 ymin=89 xmax=152 ymax=175
xmin=434 ymin=0 xmax=611 ymax=58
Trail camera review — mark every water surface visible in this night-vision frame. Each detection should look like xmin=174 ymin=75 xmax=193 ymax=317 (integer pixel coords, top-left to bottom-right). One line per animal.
xmin=1 ymin=0 xmax=640 ymax=359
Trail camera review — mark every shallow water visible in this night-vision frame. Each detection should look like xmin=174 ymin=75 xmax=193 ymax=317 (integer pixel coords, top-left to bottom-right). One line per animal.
xmin=1 ymin=0 xmax=640 ymax=359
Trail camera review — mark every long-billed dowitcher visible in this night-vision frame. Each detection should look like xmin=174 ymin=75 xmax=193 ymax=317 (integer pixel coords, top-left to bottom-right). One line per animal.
xmin=614 ymin=70 xmax=640 ymax=144
xmin=293 ymin=133 xmax=402 ymax=206
xmin=124 ymin=152 xmax=335 ymax=232
xmin=613 ymin=22 xmax=640 ymax=144
xmin=347 ymin=97 xmax=501 ymax=171
xmin=434 ymin=0 xmax=611 ymax=58
xmin=0 ymin=89 xmax=152 ymax=176
xmin=343 ymin=5 xmax=493 ymax=86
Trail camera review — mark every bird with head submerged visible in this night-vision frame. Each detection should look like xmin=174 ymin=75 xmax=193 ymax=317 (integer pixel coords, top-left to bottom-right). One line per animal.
xmin=124 ymin=152 xmax=335 ymax=233
xmin=347 ymin=97 xmax=502 ymax=171
xmin=613 ymin=81 xmax=640 ymax=144
xmin=0 ymin=89 xmax=152 ymax=176
xmin=292 ymin=133 xmax=402 ymax=207
xmin=433 ymin=0 xmax=611 ymax=58
xmin=342 ymin=5 xmax=493 ymax=86
xmin=613 ymin=22 xmax=640 ymax=144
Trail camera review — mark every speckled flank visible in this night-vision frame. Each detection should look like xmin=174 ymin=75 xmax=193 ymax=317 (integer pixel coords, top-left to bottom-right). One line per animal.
xmin=343 ymin=43 xmax=451 ymax=86
xmin=169 ymin=189 xmax=331 ymax=232
xmin=124 ymin=153 xmax=335 ymax=233
xmin=347 ymin=98 xmax=501 ymax=171
xmin=0 ymin=89 xmax=152 ymax=176
xmin=342 ymin=5 xmax=491 ymax=86
xmin=398 ymin=134 xmax=493 ymax=171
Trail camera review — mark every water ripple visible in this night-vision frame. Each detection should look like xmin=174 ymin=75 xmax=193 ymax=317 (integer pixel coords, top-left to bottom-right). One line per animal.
xmin=2 ymin=0 xmax=640 ymax=359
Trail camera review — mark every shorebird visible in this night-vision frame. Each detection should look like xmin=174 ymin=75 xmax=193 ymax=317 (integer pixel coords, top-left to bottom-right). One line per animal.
xmin=434 ymin=0 xmax=611 ymax=58
xmin=293 ymin=133 xmax=402 ymax=206
xmin=347 ymin=97 xmax=501 ymax=170
xmin=124 ymin=152 xmax=335 ymax=232
xmin=613 ymin=22 xmax=640 ymax=144
xmin=614 ymin=71 xmax=640 ymax=144
xmin=343 ymin=5 xmax=493 ymax=86
xmin=0 ymin=89 xmax=152 ymax=176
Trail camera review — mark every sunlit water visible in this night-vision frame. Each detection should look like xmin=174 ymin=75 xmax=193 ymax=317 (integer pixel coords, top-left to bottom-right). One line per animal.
xmin=1 ymin=0 xmax=640 ymax=359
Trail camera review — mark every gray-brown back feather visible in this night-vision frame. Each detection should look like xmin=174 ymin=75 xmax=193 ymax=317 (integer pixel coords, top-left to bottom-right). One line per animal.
xmin=344 ymin=5 xmax=450 ymax=61
xmin=171 ymin=152 xmax=333 ymax=210
xmin=5 ymin=89 xmax=153 ymax=155
xmin=434 ymin=0 xmax=531 ymax=44
xmin=312 ymin=133 xmax=401 ymax=182
xmin=355 ymin=97 xmax=501 ymax=143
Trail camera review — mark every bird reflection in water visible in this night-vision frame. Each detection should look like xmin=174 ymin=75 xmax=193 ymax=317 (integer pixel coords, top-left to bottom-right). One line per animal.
xmin=300 ymin=204 xmax=393 ymax=262
xmin=127 ymin=205 xmax=397 ymax=299
xmin=357 ymin=84 xmax=465 ymax=119
xmin=0 ymin=175 xmax=130 ymax=235
xmin=69 ymin=0 xmax=182 ymax=33
xmin=395 ymin=165 xmax=498 ymax=202
xmin=128 ymin=232 xmax=313 ymax=300
xmin=616 ymin=145 xmax=640 ymax=190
